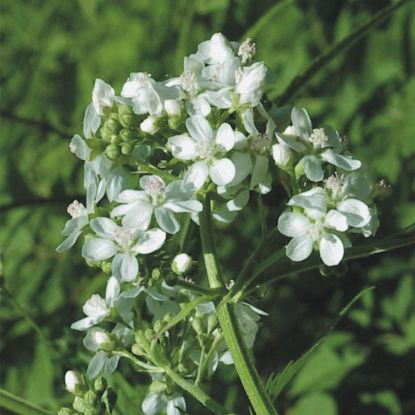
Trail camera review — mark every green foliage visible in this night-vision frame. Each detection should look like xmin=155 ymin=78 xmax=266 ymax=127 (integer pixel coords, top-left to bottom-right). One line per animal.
xmin=0 ymin=0 xmax=414 ymax=414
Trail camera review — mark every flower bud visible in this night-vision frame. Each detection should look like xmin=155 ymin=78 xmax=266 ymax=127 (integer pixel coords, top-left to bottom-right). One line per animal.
xmin=172 ymin=253 xmax=193 ymax=274
xmin=72 ymin=396 xmax=87 ymax=413
xmin=84 ymin=390 xmax=98 ymax=406
xmin=191 ymin=317 xmax=204 ymax=335
xmin=120 ymin=128 xmax=139 ymax=142
xmin=105 ymin=144 xmax=121 ymax=160
xmin=121 ymin=142 xmax=134 ymax=155
xmin=65 ymin=370 xmax=84 ymax=394
xmin=164 ymin=99 xmax=182 ymax=117
xmin=140 ymin=117 xmax=159 ymax=135
xmin=272 ymin=143 xmax=292 ymax=169
xmin=207 ymin=314 xmax=218 ymax=334
xmin=93 ymin=330 xmax=112 ymax=351
xmin=94 ymin=376 xmax=107 ymax=392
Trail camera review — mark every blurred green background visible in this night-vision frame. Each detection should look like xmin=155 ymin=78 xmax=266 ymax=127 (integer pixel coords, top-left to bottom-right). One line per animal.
xmin=1 ymin=0 xmax=414 ymax=414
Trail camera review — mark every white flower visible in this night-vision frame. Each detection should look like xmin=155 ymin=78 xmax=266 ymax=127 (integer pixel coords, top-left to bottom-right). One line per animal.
xmin=92 ymin=79 xmax=115 ymax=116
xmin=172 ymin=253 xmax=193 ymax=274
xmin=121 ymin=72 xmax=177 ymax=116
xmin=82 ymin=218 xmax=166 ymax=281
xmin=278 ymin=187 xmax=355 ymax=266
xmin=71 ymin=276 xmax=120 ymax=330
xmin=196 ymin=33 xmax=235 ymax=66
xmin=235 ymin=62 xmax=267 ymax=107
xmin=84 ymin=324 xmax=132 ymax=379
xmin=276 ymin=107 xmax=361 ymax=182
xmin=56 ymin=200 xmax=89 ymax=253
xmin=112 ymin=176 xmax=202 ymax=234
xmin=168 ymin=115 xmax=238 ymax=190
xmin=65 ymin=370 xmax=84 ymax=394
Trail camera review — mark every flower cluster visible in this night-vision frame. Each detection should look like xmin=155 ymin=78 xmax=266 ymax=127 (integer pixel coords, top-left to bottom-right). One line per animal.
xmin=57 ymin=33 xmax=381 ymax=414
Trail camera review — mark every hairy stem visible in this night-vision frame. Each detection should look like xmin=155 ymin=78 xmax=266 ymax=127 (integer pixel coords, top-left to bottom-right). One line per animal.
xmin=200 ymin=196 xmax=279 ymax=415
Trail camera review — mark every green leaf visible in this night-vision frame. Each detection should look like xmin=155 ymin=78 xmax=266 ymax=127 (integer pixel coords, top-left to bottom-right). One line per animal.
xmin=290 ymin=393 xmax=337 ymax=415
xmin=0 ymin=388 xmax=53 ymax=415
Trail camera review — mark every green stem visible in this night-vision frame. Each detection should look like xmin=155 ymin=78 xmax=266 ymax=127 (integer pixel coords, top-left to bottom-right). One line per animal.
xmin=199 ymin=196 xmax=279 ymax=415
xmin=163 ymin=366 xmax=233 ymax=415
xmin=0 ymin=388 xmax=53 ymax=415
xmin=270 ymin=0 xmax=410 ymax=103
xmin=197 ymin=334 xmax=223 ymax=385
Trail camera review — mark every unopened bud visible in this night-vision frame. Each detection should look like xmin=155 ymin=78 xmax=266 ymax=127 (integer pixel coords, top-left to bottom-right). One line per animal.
xmin=272 ymin=143 xmax=292 ymax=169
xmin=172 ymin=253 xmax=193 ymax=274
xmin=72 ymin=396 xmax=87 ymax=412
xmin=207 ymin=314 xmax=218 ymax=334
xmin=191 ymin=317 xmax=204 ymax=335
xmin=105 ymin=144 xmax=120 ymax=160
xmin=94 ymin=376 xmax=107 ymax=392
xmin=58 ymin=408 xmax=74 ymax=415
xmin=140 ymin=117 xmax=159 ymax=135
xmin=84 ymin=390 xmax=98 ymax=406
xmin=120 ymin=129 xmax=139 ymax=142
xmin=164 ymin=99 xmax=182 ymax=117
xmin=93 ymin=330 xmax=112 ymax=351
xmin=65 ymin=370 xmax=84 ymax=394
xmin=121 ymin=142 xmax=134 ymax=155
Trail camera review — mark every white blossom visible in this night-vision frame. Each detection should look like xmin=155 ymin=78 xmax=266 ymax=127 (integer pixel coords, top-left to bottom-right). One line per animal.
xmin=168 ymin=115 xmax=238 ymax=190
xmin=82 ymin=218 xmax=166 ymax=281
xmin=92 ymin=79 xmax=115 ymax=115
xmin=65 ymin=370 xmax=84 ymax=394
xmin=112 ymin=176 xmax=202 ymax=234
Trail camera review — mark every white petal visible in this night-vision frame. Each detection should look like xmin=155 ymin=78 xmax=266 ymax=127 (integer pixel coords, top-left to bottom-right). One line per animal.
xmin=226 ymin=190 xmax=250 ymax=212
xmin=168 ymin=134 xmax=198 ymax=160
xmin=186 ymin=115 xmax=213 ymax=143
xmin=104 ymin=355 xmax=120 ymax=375
xmin=71 ymin=317 xmax=97 ymax=331
xmin=286 ymin=235 xmax=314 ymax=262
xmin=56 ymin=230 xmax=82 ymax=253
xmin=122 ymin=203 xmax=153 ymax=230
xmin=276 ymin=132 xmax=307 ymax=153
xmin=288 ymin=187 xmax=328 ymax=219
xmin=112 ymin=253 xmax=138 ymax=282
xmin=142 ymin=394 xmax=167 ymax=415
xmin=278 ymin=212 xmax=310 ymax=237
xmin=209 ymin=158 xmax=236 ymax=186
xmin=90 ymin=217 xmax=118 ymax=239
xmin=319 ymin=232 xmax=344 ymax=266
xmin=134 ymin=229 xmax=166 ymax=254
xmin=106 ymin=168 xmax=128 ymax=202
xmin=321 ymin=149 xmax=361 ymax=171
xmin=303 ymin=155 xmax=324 ymax=182
xmin=83 ymin=104 xmax=101 ymax=139
xmin=215 ymin=123 xmax=235 ymax=152
xmin=167 ymin=396 xmax=186 ymax=415
xmin=337 ymin=198 xmax=371 ymax=227
xmin=155 ymin=207 xmax=180 ymax=234
xmin=87 ymin=351 xmax=107 ymax=379
xmin=70 ymin=135 xmax=90 ymax=161
xmin=184 ymin=161 xmax=209 ymax=190
xmin=291 ymin=107 xmax=312 ymax=138
xmin=82 ymin=238 xmax=117 ymax=260
xmin=116 ymin=190 xmax=147 ymax=204
xmin=164 ymin=200 xmax=203 ymax=213
xmin=325 ymin=210 xmax=348 ymax=232
xmin=105 ymin=276 xmax=120 ymax=306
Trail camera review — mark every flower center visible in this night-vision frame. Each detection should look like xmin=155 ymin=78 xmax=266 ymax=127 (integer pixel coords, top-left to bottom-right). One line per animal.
xmin=326 ymin=173 xmax=344 ymax=198
xmin=180 ymin=71 xmax=197 ymax=92
xmin=114 ymin=227 xmax=134 ymax=249
xmin=309 ymin=128 xmax=328 ymax=148
xmin=308 ymin=222 xmax=324 ymax=241
xmin=196 ymin=140 xmax=214 ymax=160
xmin=142 ymin=176 xmax=166 ymax=205
xmin=67 ymin=200 xmax=87 ymax=218
xmin=130 ymin=72 xmax=151 ymax=87
xmin=84 ymin=294 xmax=107 ymax=317
xmin=238 ymin=38 xmax=256 ymax=64
xmin=250 ymin=133 xmax=271 ymax=154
